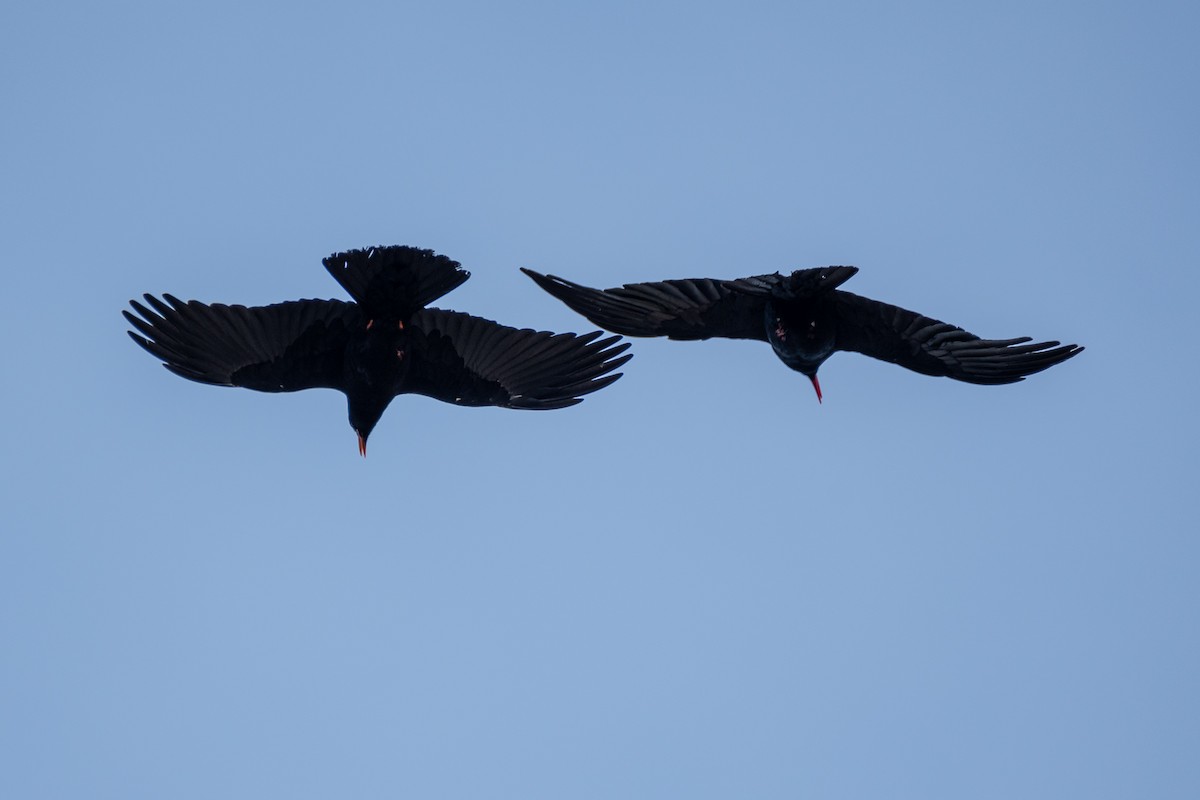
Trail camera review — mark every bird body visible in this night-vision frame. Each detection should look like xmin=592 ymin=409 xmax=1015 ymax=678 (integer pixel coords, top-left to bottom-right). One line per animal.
xmin=521 ymin=265 xmax=1081 ymax=402
xmin=126 ymin=246 xmax=630 ymax=454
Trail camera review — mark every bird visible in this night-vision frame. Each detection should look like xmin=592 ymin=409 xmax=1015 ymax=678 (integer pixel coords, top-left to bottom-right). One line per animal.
xmin=125 ymin=245 xmax=631 ymax=455
xmin=520 ymin=265 xmax=1082 ymax=403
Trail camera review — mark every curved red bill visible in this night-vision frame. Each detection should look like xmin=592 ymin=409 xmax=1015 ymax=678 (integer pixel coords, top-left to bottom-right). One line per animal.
xmin=809 ymin=374 xmax=823 ymax=404
xmin=357 ymin=434 xmax=367 ymax=457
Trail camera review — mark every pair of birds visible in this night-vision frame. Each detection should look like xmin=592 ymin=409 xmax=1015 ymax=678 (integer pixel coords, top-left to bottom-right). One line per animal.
xmin=125 ymin=245 xmax=1083 ymax=454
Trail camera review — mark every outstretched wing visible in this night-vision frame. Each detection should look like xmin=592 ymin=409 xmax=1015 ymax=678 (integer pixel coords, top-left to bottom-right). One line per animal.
xmin=831 ymin=291 xmax=1084 ymax=384
xmin=124 ymin=294 xmax=360 ymax=392
xmin=322 ymin=245 xmax=470 ymax=319
xmin=404 ymin=308 xmax=631 ymax=409
xmin=521 ymin=268 xmax=770 ymax=341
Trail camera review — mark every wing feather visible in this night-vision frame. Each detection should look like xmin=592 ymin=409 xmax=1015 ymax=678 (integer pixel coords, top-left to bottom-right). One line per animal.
xmin=832 ymin=291 xmax=1083 ymax=384
xmin=124 ymin=295 xmax=360 ymax=392
xmin=521 ymin=268 xmax=769 ymax=341
xmin=405 ymin=308 xmax=631 ymax=408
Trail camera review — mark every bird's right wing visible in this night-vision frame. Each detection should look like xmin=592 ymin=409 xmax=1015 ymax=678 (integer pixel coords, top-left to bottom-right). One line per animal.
xmin=404 ymin=308 xmax=631 ymax=409
xmin=521 ymin=268 xmax=771 ymax=341
xmin=830 ymin=290 xmax=1084 ymax=384
xmin=124 ymin=294 xmax=360 ymax=392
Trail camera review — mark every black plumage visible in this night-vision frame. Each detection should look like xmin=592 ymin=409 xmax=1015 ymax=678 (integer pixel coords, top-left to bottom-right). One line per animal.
xmin=125 ymin=246 xmax=630 ymax=454
xmin=521 ymin=265 xmax=1081 ymax=402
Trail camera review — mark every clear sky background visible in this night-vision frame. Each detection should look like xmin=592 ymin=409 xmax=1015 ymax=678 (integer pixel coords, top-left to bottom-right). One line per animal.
xmin=3 ymin=2 xmax=1197 ymax=798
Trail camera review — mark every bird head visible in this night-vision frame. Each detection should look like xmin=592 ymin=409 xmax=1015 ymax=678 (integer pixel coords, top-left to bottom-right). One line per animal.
xmin=347 ymin=395 xmax=393 ymax=457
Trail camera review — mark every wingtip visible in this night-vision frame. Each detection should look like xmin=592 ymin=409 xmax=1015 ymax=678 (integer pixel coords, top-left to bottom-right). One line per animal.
xmin=520 ymin=267 xmax=560 ymax=290
xmin=610 ymin=342 xmax=633 ymax=358
xmin=124 ymin=329 xmax=149 ymax=347
xmin=608 ymin=352 xmax=634 ymax=371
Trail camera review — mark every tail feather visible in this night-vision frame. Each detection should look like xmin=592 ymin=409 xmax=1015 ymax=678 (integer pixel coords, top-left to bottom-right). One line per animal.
xmin=322 ymin=245 xmax=470 ymax=318
xmin=731 ymin=266 xmax=859 ymax=299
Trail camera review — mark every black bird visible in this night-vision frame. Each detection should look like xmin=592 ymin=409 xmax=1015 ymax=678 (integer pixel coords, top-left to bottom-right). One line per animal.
xmin=521 ymin=265 xmax=1081 ymax=402
xmin=125 ymin=246 xmax=630 ymax=455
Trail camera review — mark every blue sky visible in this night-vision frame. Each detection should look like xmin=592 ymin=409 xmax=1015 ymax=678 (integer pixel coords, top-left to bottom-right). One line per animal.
xmin=3 ymin=1 xmax=1197 ymax=797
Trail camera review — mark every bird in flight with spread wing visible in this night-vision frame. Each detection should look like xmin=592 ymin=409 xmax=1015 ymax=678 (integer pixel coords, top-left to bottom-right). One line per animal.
xmin=522 ymin=265 xmax=1080 ymax=403
xmin=125 ymin=245 xmax=630 ymax=455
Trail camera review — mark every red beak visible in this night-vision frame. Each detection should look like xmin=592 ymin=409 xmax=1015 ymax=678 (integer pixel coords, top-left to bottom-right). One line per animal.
xmin=809 ymin=374 xmax=823 ymax=404
xmin=357 ymin=433 xmax=367 ymax=457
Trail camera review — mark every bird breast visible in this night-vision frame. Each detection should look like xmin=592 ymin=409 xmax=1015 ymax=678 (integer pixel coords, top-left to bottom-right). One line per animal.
xmin=764 ymin=300 xmax=836 ymax=371
xmin=346 ymin=324 xmax=411 ymax=391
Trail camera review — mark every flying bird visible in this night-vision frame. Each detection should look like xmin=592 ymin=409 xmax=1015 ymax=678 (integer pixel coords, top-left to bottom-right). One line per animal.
xmin=521 ymin=265 xmax=1081 ymax=402
xmin=125 ymin=246 xmax=630 ymax=455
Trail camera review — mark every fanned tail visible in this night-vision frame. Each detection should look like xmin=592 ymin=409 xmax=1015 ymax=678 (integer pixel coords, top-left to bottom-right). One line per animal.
xmin=322 ymin=245 xmax=470 ymax=319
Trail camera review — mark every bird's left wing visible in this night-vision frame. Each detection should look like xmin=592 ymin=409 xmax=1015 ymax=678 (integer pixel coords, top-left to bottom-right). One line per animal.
xmin=830 ymin=290 xmax=1083 ymax=384
xmin=404 ymin=308 xmax=631 ymax=409
xmin=521 ymin=268 xmax=771 ymax=341
xmin=125 ymin=294 xmax=360 ymax=392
